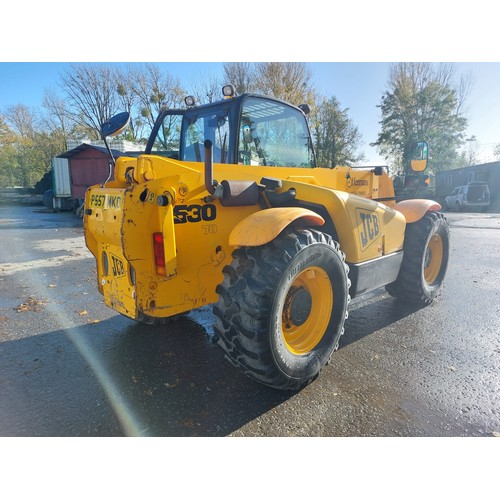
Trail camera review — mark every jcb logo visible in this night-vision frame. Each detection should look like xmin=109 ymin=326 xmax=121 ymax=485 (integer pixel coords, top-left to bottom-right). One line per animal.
xmin=357 ymin=209 xmax=380 ymax=251
xmin=110 ymin=254 xmax=125 ymax=277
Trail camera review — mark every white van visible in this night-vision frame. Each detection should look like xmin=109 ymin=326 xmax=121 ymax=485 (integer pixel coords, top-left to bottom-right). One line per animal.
xmin=444 ymin=182 xmax=490 ymax=212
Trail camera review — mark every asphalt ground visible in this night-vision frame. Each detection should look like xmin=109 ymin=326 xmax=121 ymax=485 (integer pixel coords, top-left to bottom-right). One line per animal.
xmin=1 ymin=204 xmax=498 ymax=497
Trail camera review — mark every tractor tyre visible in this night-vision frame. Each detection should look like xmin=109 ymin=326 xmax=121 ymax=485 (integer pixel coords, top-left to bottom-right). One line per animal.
xmin=386 ymin=212 xmax=450 ymax=305
xmin=214 ymin=228 xmax=350 ymax=391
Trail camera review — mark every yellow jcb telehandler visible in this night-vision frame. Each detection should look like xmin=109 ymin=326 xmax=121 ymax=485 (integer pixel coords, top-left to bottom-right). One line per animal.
xmin=84 ymin=85 xmax=450 ymax=390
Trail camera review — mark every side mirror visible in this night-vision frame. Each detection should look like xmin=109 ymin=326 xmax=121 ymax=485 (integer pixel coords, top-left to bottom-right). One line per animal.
xmin=410 ymin=140 xmax=428 ymax=172
xmin=101 ymin=112 xmax=130 ymax=139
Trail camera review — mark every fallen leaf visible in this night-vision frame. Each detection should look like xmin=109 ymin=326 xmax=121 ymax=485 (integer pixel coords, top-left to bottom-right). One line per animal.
xmin=447 ymin=365 xmax=457 ymax=372
xmin=48 ymin=284 xmax=57 ymax=288
xmin=78 ymin=310 xmax=88 ymax=316
xmin=14 ymin=297 xmax=46 ymax=312
xmin=492 ymin=432 xmax=500 ymax=437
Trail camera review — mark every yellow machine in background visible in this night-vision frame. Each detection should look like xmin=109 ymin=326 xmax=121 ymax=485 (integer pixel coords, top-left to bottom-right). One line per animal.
xmin=84 ymin=86 xmax=450 ymax=390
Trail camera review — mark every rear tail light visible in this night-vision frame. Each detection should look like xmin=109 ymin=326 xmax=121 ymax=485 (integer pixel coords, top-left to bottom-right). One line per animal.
xmin=153 ymin=232 xmax=166 ymax=276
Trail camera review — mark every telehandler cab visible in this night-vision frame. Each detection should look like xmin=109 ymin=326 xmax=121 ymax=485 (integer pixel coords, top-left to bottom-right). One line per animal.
xmin=84 ymin=85 xmax=450 ymax=390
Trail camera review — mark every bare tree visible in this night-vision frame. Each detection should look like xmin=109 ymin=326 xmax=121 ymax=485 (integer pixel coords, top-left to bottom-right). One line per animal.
xmin=127 ymin=63 xmax=185 ymax=131
xmin=189 ymin=71 xmax=222 ymax=105
xmin=223 ymin=62 xmax=255 ymax=94
xmin=253 ymin=62 xmax=315 ymax=106
xmin=455 ymin=70 xmax=475 ymax=116
xmin=3 ymin=104 xmax=37 ymax=139
xmin=460 ymin=136 xmax=481 ymax=166
xmin=114 ymin=66 xmax=143 ymax=140
xmin=493 ymin=143 xmax=500 ymax=161
xmin=59 ymin=64 xmax=120 ymax=140
xmin=41 ymin=90 xmax=70 ymax=136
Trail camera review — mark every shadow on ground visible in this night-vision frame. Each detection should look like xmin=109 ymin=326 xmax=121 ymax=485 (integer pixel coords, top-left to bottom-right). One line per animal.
xmin=0 ymin=314 xmax=293 ymax=437
xmin=0 ymin=290 xmax=422 ymax=437
xmin=340 ymin=292 xmax=422 ymax=349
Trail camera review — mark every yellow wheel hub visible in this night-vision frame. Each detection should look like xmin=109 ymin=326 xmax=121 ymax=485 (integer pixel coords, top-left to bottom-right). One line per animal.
xmin=424 ymin=233 xmax=443 ymax=284
xmin=282 ymin=266 xmax=333 ymax=354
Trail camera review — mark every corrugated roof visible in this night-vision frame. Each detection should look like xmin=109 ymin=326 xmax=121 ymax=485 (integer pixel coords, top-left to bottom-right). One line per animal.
xmin=57 ymin=143 xmax=125 ymax=159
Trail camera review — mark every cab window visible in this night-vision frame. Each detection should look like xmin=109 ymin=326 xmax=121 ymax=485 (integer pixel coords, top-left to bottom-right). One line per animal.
xmin=181 ymin=108 xmax=230 ymax=163
xmin=148 ymin=113 xmax=183 ymax=158
xmin=238 ymin=97 xmax=315 ymax=167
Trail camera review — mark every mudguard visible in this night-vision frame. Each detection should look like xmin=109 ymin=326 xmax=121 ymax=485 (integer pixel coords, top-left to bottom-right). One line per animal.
xmin=229 ymin=207 xmax=325 ymax=247
xmin=394 ymin=199 xmax=441 ymax=223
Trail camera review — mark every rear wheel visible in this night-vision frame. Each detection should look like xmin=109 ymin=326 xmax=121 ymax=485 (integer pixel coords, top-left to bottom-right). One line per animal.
xmin=386 ymin=212 xmax=450 ymax=305
xmin=214 ymin=228 xmax=350 ymax=391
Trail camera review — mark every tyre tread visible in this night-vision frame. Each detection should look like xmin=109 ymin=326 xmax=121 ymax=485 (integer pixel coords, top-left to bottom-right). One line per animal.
xmin=214 ymin=228 xmax=350 ymax=390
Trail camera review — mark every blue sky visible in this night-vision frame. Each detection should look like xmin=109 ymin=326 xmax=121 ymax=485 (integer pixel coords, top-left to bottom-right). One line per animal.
xmin=1 ymin=2 xmax=499 ymax=165
xmin=1 ymin=61 xmax=499 ymax=164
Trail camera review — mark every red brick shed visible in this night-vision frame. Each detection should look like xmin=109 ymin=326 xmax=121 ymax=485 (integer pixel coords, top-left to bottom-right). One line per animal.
xmin=57 ymin=144 xmax=125 ymax=200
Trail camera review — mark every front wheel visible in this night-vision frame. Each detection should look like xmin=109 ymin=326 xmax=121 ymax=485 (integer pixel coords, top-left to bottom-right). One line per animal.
xmin=386 ymin=212 xmax=450 ymax=305
xmin=214 ymin=228 xmax=350 ymax=391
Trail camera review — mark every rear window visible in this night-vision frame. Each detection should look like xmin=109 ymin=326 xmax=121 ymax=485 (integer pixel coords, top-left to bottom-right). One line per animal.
xmin=467 ymin=184 xmax=490 ymax=200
